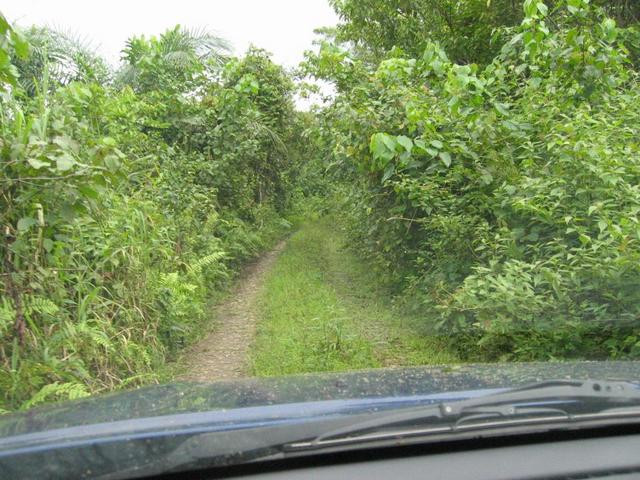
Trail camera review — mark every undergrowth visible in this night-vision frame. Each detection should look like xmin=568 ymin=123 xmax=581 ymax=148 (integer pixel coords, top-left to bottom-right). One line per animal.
xmin=0 ymin=19 xmax=302 ymax=411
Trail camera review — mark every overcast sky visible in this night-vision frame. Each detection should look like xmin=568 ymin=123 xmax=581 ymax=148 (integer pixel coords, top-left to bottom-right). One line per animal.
xmin=0 ymin=0 xmax=338 ymax=68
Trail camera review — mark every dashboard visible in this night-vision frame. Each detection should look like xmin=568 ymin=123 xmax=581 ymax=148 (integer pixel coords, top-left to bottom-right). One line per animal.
xmin=184 ymin=429 xmax=640 ymax=480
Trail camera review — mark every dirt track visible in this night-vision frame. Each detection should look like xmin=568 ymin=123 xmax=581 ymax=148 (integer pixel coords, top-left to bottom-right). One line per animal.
xmin=178 ymin=240 xmax=286 ymax=382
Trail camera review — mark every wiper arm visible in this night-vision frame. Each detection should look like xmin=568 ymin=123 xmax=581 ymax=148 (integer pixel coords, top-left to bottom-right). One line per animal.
xmin=440 ymin=379 xmax=639 ymax=415
xmin=285 ymin=379 xmax=640 ymax=452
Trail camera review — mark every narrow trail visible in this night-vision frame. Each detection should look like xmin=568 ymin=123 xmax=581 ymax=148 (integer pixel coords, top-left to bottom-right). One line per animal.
xmin=178 ymin=240 xmax=287 ymax=382
xmin=250 ymin=220 xmax=458 ymax=377
xmin=178 ymin=220 xmax=456 ymax=382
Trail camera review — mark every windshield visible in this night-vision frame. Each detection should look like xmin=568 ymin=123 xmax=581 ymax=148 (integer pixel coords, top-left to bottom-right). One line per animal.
xmin=1 ymin=0 xmax=640 ymax=475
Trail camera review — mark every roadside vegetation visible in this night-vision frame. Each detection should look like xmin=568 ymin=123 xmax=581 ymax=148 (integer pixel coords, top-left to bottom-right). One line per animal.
xmin=1 ymin=0 xmax=640 ymax=412
xmin=0 ymin=18 xmax=302 ymax=411
xmin=304 ymin=0 xmax=640 ymax=362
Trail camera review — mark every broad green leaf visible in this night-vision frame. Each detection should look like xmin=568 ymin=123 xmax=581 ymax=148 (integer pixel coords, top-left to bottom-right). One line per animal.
xmin=494 ymin=102 xmax=510 ymax=116
xmin=601 ymin=18 xmax=617 ymax=42
xmin=17 ymin=217 xmax=38 ymax=232
xmin=380 ymin=133 xmax=397 ymax=151
xmin=27 ymin=158 xmax=49 ymax=169
xmin=78 ymin=186 xmax=99 ymax=200
xmin=42 ymin=238 xmax=54 ymax=252
xmin=370 ymin=133 xmax=397 ymax=168
xmin=523 ymin=0 xmax=537 ymax=17
xmin=567 ymin=0 xmax=581 ymax=13
xmin=0 ymin=13 xmax=9 ymax=33
xmin=381 ymin=164 xmax=395 ymax=182
xmin=414 ymin=139 xmax=427 ymax=152
xmin=56 ymin=153 xmax=76 ymax=172
xmin=10 ymin=31 xmax=29 ymax=58
xmin=396 ymin=135 xmax=413 ymax=153
xmin=439 ymin=151 xmax=452 ymax=167
xmin=425 ymin=147 xmax=438 ymax=157
xmin=104 ymin=154 xmax=121 ymax=171
xmin=53 ymin=135 xmax=79 ymax=153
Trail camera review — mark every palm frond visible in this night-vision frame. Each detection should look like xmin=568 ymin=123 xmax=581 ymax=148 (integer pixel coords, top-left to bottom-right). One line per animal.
xmin=13 ymin=25 xmax=110 ymax=94
xmin=159 ymin=26 xmax=231 ymax=66
xmin=118 ymin=25 xmax=231 ymax=92
xmin=250 ymin=120 xmax=289 ymax=156
xmin=183 ymin=26 xmax=232 ymax=59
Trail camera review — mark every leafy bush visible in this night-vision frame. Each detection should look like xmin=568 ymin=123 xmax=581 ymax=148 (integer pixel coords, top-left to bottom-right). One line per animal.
xmin=307 ymin=0 xmax=640 ymax=361
xmin=0 ymin=17 xmax=302 ymax=410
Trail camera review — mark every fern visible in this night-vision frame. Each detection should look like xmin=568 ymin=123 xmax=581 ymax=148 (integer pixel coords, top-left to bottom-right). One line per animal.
xmin=187 ymin=250 xmax=226 ymax=276
xmin=76 ymin=321 xmax=114 ymax=352
xmin=20 ymin=381 xmax=90 ymax=410
xmin=158 ymin=271 xmax=197 ymax=293
xmin=0 ymin=298 xmax=16 ymax=336
xmin=23 ymin=295 xmax=59 ymax=316
xmin=123 ymin=341 xmax=153 ymax=368
xmin=64 ymin=320 xmax=115 ymax=352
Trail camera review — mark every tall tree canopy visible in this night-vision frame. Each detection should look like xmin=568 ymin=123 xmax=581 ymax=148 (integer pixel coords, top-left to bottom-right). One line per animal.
xmin=329 ymin=0 xmax=640 ymax=65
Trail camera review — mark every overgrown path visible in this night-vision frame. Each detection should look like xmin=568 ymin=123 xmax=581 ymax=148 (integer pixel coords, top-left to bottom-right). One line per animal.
xmin=179 ymin=219 xmax=457 ymax=382
xmin=178 ymin=240 xmax=287 ymax=382
xmin=250 ymin=219 xmax=458 ymax=376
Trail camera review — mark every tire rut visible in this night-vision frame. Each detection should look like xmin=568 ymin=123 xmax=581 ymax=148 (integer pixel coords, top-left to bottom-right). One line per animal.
xmin=178 ymin=240 xmax=287 ymax=382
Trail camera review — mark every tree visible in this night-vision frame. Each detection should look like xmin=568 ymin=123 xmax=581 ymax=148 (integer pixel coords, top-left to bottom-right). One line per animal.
xmin=12 ymin=26 xmax=110 ymax=95
xmin=329 ymin=0 xmax=523 ymax=65
xmin=329 ymin=0 xmax=640 ymax=66
xmin=118 ymin=25 xmax=230 ymax=94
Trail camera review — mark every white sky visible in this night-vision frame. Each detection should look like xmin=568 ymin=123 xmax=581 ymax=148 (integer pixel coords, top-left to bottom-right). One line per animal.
xmin=0 ymin=0 xmax=338 ymax=69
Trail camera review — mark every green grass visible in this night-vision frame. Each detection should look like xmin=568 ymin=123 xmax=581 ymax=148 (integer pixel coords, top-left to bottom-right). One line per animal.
xmin=250 ymin=219 xmax=458 ymax=376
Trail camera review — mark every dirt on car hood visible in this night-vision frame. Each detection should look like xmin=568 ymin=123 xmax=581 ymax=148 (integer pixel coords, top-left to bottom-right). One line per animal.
xmin=1 ymin=361 xmax=639 ymax=439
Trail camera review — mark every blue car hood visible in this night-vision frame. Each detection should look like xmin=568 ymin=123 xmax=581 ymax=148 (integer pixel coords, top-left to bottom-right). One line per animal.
xmin=1 ymin=361 xmax=639 ymax=439
xmin=0 ymin=361 xmax=639 ymax=479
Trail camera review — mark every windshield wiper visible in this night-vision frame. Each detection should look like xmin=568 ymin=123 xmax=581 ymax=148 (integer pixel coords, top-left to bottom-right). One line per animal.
xmin=285 ymin=379 xmax=640 ymax=452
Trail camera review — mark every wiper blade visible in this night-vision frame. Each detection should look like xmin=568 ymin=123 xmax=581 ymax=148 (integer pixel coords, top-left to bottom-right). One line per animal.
xmin=285 ymin=379 xmax=640 ymax=452
xmin=440 ymin=379 xmax=640 ymax=414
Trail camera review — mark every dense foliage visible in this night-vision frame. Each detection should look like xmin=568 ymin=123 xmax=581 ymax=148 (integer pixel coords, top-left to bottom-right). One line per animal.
xmin=329 ymin=0 xmax=640 ymax=65
xmin=2 ymin=0 xmax=640 ymax=411
xmin=0 ymin=16 xmax=302 ymax=411
xmin=307 ymin=0 xmax=640 ymax=361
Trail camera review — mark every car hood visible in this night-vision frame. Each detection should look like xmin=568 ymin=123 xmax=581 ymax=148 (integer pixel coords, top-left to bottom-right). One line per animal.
xmin=1 ymin=361 xmax=639 ymax=439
